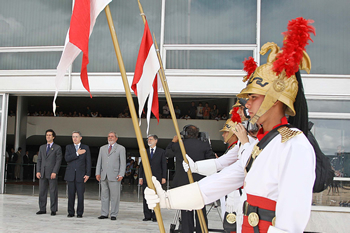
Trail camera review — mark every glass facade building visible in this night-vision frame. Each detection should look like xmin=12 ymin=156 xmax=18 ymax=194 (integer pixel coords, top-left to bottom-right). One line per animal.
xmin=1 ymin=0 xmax=350 ymax=206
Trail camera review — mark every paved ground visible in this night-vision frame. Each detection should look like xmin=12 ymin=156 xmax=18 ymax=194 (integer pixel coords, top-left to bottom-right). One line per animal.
xmin=0 ymin=193 xmax=224 ymax=233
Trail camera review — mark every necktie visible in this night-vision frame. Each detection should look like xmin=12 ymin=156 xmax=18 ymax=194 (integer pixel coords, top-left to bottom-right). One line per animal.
xmin=108 ymin=145 xmax=112 ymax=154
xmin=75 ymin=144 xmax=79 ymax=151
xmin=46 ymin=144 xmax=51 ymax=155
xmin=150 ymin=148 xmax=154 ymax=159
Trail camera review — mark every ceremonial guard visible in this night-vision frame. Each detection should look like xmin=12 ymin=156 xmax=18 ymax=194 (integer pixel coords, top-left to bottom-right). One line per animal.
xmin=145 ymin=17 xmax=316 ymax=233
xmin=183 ymin=106 xmax=255 ymax=233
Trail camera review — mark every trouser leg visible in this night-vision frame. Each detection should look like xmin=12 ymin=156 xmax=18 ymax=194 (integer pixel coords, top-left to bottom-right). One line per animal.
xmin=67 ymin=181 xmax=76 ymax=215
xmin=142 ymin=185 xmax=152 ymax=219
xmin=181 ymin=210 xmax=194 ymax=233
xmin=109 ymin=180 xmax=121 ymax=217
xmin=49 ymin=178 xmax=58 ymax=212
xmin=39 ymin=177 xmax=49 ymax=211
xmin=76 ymin=181 xmax=85 ymax=216
xmin=100 ymin=179 xmax=110 ymax=216
xmin=195 ymin=206 xmax=208 ymax=233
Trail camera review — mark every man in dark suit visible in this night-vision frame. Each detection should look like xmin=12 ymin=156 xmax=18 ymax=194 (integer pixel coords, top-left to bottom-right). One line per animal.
xmin=166 ymin=125 xmax=215 ymax=233
xmin=36 ymin=129 xmax=63 ymax=216
xmin=64 ymin=131 xmax=91 ymax=218
xmin=23 ymin=151 xmax=31 ymax=179
xmin=139 ymin=134 xmax=167 ymax=222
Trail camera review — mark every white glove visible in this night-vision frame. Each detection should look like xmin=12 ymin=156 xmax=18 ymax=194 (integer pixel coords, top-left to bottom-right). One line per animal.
xmin=183 ymin=154 xmax=217 ymax=176
xmin=144 ymin=176 xmax=205 ymax=210
xmin=144 ymin=176 xmax=168 ymax=209
xmin=182 ymin=154 xmax=197 ymax=173
xmin=225 ymin=191 xmax=237 ymax=213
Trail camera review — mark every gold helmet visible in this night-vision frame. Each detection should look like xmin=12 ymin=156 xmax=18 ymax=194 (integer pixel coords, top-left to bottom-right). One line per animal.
xmin=237 ymin=17 xmax=315 ymax=125
xmin=220 ymin=107 xmax=241 ymax=143
xmin=231 ymin=98 xmax=248 ymax=121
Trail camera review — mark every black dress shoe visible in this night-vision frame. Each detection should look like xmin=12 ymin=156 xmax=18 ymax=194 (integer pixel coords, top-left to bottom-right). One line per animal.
xmin=67 ymin=214 xmax=74 ymax=217
xmin=152 ymin=218 xmax=157 ymax=222
xmin=51 ymin=211 xmax=56 ymax=216
xmin=77 ymin=215 xmax=83 ymax=218
xmin=36 ymin=211 xmax=46 ymax=215
xmin=98 ymin=215 xmax=108 ymax=219
xmin=142 ymin=218 xmax=151 ymax=221
xmin=111 ymin=216 xmax=116 ymax=220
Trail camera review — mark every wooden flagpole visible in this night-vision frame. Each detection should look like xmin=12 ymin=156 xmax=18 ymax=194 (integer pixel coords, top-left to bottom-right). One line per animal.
xmin=104 ymin=5 xmax=165 ymax=233
xmin=137 ymin=1 xmax=208 ymax=232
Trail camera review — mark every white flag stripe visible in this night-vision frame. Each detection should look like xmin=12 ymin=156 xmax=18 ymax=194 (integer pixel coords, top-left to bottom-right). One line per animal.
xmin=146 ymin=86 xmax=154 ymax=134
xmin=53 ymin=0 xmax=111 ymax=115
xmin=136 ymin=44 xmax=160 ymax=119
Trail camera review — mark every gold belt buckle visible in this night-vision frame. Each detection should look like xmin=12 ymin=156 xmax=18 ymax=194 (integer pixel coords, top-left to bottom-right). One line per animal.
xmin=272 ymin=217 xmax=276 ymax=226
xmin=226 ymin=213 xmax=236 ymax=224
xmin=248 ymin=212 xmax=259 ymax=227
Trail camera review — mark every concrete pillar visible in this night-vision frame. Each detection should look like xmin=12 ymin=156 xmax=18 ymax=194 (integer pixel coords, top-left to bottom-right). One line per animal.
xmin=0 ymin=94 xmax=9 ymax=193
xmin=14 ymin=96 xmax=28 ymax=180
xmin=227 ymin=97 xmax=237 ymax=114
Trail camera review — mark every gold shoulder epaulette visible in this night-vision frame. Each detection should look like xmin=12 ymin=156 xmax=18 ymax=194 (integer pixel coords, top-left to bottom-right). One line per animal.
xmin=277 ymin=126 xmax=302 ymax=143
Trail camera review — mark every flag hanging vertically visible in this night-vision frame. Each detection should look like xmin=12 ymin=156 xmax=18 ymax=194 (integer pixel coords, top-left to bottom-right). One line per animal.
xmin=53 ymin=0 xmax=112 ymax=114
xmin=132 ymin=20 xmax=161 ymax=134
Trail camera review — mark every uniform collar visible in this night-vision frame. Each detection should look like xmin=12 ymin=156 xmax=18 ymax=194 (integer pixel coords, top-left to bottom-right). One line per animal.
xmin=257 ymin=116 xmax=288 ymax=141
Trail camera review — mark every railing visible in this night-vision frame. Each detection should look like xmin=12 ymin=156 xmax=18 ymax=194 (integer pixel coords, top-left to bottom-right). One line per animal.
xmin=4 ymin=164 xmax=175 ymax=201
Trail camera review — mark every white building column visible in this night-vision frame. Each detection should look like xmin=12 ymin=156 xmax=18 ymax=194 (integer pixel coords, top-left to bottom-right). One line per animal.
xmin=0 ymin=94 xmax=9 ymax=193
xmin=14 ymin=96 xmax=28 ymax=181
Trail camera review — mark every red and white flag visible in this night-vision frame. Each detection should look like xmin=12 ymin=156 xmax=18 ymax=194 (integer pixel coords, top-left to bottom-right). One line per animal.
xmin=132 ymin=20 xmax=161 ymax=134
xmin=53 ymin=0 xmax=112 ymax=114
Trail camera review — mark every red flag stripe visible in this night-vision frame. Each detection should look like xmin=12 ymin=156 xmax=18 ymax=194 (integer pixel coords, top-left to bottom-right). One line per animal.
xmin=151 ymin=75 xmax=159 ymax=122
xmin=69 ymin=0 xmax=91 ymax=97
xmin=131 ymin=21 xmax=154 ymax=96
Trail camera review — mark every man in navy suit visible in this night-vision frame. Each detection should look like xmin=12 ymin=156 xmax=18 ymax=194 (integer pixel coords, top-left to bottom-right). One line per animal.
xmin=139 ymin=134 xmax=167 ymax=222
xmin=64 ymin=131 xmax=91 ymax=218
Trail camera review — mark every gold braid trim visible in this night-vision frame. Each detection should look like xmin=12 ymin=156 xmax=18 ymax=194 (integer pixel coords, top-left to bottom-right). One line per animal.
xmin=277 ymin=126 xmax=302 ymax=143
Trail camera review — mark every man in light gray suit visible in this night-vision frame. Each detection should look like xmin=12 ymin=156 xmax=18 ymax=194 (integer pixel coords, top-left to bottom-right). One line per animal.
xmin=96 ymin=131 xmax=126 ymax=220
xmin=36 ymin=129 xmax=63 ymax=216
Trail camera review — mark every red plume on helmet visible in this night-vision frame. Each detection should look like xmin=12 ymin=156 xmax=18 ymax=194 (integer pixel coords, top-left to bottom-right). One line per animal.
xmin=273 ymin=17 xmax=316 ymax=78
xmin=242 ymin=57 xmax=258 ymax=82
xmin=230 ymin=107 xmax=241 ymax=123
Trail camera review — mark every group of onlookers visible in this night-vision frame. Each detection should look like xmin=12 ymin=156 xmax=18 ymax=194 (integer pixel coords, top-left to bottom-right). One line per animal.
xmin=162 ymin=101 xmax=227 ymax=120
xmin=10 ymin=102 xmax=227 ymax=120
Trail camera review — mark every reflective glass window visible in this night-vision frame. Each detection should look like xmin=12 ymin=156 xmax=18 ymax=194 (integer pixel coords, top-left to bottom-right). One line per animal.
xmin=0 ymin=52 xmax=63 ymax=70
xmin=166 ymin=50 xmax=253 ymax=69
xmin=260 ymin=0 xmax=350 ymax=74
xmin=308 ymin=100 xmax=350 ymax=113
xmin=0 ymin=0 xmax=72 ymax=47
xmin=311 ymin=119 xmax=350 ymax=177
xmin=164 ymin=0 xmax=257 ymax=44
xmin=72 ymin=0 xmax=161 ymax=72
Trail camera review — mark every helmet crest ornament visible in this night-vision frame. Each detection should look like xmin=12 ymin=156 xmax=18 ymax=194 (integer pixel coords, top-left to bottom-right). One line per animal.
xmin=238 ymin=17 xmax=315 ymax=125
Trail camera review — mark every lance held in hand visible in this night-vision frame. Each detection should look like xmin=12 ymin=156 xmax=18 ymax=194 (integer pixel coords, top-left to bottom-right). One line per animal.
xmin=104 ymin=4 xmax=166 ymax=233
xmin=136 ymin=1 xmax=208 ymax=232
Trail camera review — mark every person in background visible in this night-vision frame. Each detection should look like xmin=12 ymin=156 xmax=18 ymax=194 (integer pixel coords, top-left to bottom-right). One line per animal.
xmin=210 ymin=104 xmax=219 ymax=119
xmin=139 ymin=135 xmax=167 ymax=222
xmin=203 ymin=102 xmax=211 ymax=119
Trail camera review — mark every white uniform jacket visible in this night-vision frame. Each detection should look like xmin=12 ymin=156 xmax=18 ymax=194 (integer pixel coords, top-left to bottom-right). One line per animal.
xmin=199 ymin=128 xmax=315 ymax=233
xmin=215 ymin=135 xmax=257 ymax=172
